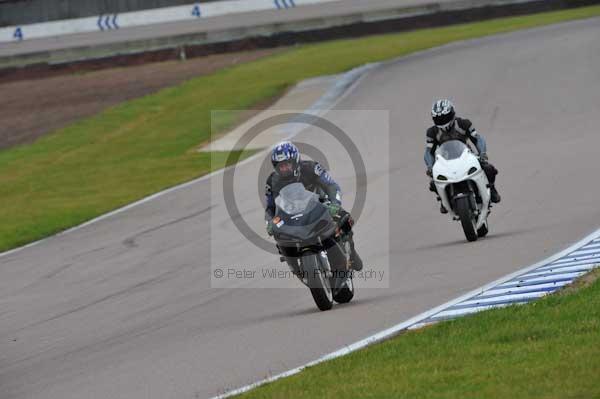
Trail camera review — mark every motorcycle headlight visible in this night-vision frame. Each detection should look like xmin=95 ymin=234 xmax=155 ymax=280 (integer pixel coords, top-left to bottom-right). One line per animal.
xmin=436 ymin=175 xmax=448 ymax=181
xmin=468 ymin=167 xmax=478 ymax=175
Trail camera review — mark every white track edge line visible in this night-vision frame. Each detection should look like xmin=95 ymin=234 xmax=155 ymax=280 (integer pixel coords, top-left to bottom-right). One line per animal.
xmin=211 ymin=226 xmax=600 ymax=398
xmin=0 ymin=62 xmax=378 ymax=260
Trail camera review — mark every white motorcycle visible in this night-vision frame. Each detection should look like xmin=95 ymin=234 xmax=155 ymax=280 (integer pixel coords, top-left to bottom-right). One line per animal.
xmin=432 ymin=140 xmax=491 ymax=242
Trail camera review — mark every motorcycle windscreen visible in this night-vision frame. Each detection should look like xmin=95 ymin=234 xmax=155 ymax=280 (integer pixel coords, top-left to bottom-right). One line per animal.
xmin=275 ymin=182 xmax=320 ymax=216
xmin=436 ymin=140 xmax=468 ymax=160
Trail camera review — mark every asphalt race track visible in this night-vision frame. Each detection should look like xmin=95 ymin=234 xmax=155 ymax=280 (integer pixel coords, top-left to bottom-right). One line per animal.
xmin=0 ymin=0 xmax=458 ymax=57
xmin=1 ymin=18 xmax=600 ymax=399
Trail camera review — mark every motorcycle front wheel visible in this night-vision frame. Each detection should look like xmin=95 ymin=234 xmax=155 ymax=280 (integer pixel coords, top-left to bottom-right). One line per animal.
xmin=302 ymin=253 xmax=334 ymax=311
xmin=455 ymin=196 xmax=478 ymax=242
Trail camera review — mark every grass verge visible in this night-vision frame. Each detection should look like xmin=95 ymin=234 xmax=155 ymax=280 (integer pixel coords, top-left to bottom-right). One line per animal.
xmin=236 ymin=268 xmax=600 ymax=399
xmin=1 ymin=6 xmax=600 ymax=252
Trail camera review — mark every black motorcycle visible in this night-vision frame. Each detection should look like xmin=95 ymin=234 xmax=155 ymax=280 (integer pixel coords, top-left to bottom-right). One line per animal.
xmin=271 ymin=183 xmax=354 ymax=311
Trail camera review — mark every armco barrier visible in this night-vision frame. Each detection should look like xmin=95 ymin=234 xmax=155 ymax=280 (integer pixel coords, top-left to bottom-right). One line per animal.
xmin=0 ymin=0 xmax=198 ymax=27
xmin=0 ymin=0 xmax=337 ymax=43
xmin=1 ymin=0 xmax=599 ymax=81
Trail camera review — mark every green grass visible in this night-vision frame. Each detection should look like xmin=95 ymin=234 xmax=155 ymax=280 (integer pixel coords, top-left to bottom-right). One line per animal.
xmin=1 ymin=6 xmax=600 ymax=251
xmin=237 ymin=269 xmax=600 ymax=399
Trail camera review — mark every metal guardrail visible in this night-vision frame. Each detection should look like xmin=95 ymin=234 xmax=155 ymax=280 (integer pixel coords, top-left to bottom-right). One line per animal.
xmin=1 ymin=0 xmax=598 ymax=79
xmin=0 ymin=0 xmax=203 ymax=27
xmin=0 ymin=0 xmax=335 ymax=43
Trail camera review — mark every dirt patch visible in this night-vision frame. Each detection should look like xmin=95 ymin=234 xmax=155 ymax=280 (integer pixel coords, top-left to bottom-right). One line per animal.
xmin=0 ymin=48 xmax=281 ymax=150
xmin=558 ymin=267 xmax=600 ymax=295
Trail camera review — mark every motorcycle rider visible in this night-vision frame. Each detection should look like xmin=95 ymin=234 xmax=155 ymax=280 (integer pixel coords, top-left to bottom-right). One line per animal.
xmin=425 ymin=99 xmax=501 ymax=213
xmin=265 ymin=140 xmax=363 ymax=271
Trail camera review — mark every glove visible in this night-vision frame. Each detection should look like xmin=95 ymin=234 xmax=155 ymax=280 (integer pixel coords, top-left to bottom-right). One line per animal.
xmin=266 ymin=220 xmax=274 ymax=236
xmin=479 ymin=153 xmax=489 ymax=163
xmin=426 ymin=168 xmax=433 ymax=178
xmin=326 ymin=202 xmax=341 ymax=217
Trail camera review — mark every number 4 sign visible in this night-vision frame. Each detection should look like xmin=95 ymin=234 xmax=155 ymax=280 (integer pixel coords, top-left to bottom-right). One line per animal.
xmin=191 ymin=4 xmax=201 ymax=18
xmin=13 ymin=27 xmax=23 ymax=41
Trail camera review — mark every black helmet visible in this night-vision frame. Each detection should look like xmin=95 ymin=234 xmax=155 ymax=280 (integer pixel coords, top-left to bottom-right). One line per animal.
xmin=431 ymin=99 xmax=456 ymax=132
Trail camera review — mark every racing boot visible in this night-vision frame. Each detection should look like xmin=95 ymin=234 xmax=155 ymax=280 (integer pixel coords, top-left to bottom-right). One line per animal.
xmin=337 ymin=210 xmax=363 ymax=271
xmin=431 ymin=182 xmax=447 ymax=213
xmin=344 ymin=231 xmax=363 ymax=272
xmin=436 ymin=196 xmax=448 ymax=214
xmin=349 ymin=243 xmax=363 ymax=272
xmin=429 ymin=180 xmax=436 ymax=192
xmin=490 ymin=185 xmax=501 ymax=203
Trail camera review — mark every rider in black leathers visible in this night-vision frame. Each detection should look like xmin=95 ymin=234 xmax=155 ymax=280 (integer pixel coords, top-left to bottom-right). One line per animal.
xmin=265 ymin=141 xmax=363 ymax=271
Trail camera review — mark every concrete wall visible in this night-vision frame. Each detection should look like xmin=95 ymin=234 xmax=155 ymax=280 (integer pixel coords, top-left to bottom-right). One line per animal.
xmin=0 ymin=0 xmax=220 ymax=27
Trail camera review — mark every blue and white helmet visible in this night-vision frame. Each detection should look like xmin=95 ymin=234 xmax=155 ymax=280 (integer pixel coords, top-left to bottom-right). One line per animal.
xmin=271 ymin=141 xmax=300 ymax=178
xmin=431 ymin=99 xmax=456 ymax=132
